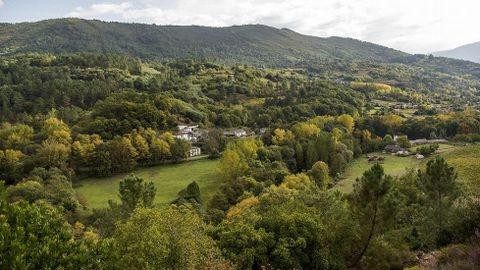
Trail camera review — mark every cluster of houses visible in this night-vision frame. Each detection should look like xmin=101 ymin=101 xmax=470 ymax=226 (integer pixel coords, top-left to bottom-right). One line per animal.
xmin=384 ymin=144 xmax=411 ymax=156
xmin=172 ymin=124 xmax=257 ymax=157
xmin=383 ymin=144 xmax=426 ymax=160
xmin=174 ymin=125 xmax=253 ymax=143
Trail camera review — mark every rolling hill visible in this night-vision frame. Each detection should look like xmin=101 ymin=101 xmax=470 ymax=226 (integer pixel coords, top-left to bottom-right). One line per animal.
xmin=0 ymin=18 xmax=407 ymax=66
xmin=433 ymin=41 xmax=480 ymax=63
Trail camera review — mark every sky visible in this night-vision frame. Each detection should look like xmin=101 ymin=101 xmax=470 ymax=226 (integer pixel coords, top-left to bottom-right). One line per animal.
xmin=1 ymin=0 xmax=479 ymax=54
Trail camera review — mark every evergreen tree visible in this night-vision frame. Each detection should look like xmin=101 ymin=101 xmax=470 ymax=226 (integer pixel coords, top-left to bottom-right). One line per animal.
xmin=118 ymin=174 xmax=156 ymax=212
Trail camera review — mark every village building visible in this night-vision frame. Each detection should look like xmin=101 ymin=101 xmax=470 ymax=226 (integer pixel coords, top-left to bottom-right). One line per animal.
xmin=395 ymin=150 xmax=411 ymax=157
xmin=174 ymin=125 xmax=201 ymax=142
xmin=384 ymin=144 xmax=402 ymax=153
xmin=224 ymin=129 xmax=248 ymax=138
xmin=384 ymin=144 xmax=411 ymax=156
xmin=415 ymin=154 xmax=425 ymax=160
xmin=188 ymin=146 xmax=202 ymax=157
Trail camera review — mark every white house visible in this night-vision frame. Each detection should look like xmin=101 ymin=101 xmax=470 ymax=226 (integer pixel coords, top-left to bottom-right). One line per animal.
xmin=188 ymin=147 xmax=202 ymax=157
xmin=415 ymin=154 xmax=425 ymax=160
xmin=174 ymin=132 xmax=196 ymax=141
xmin=174 ymin=125 xmax=200 ymax=142
xmin=234 ymin=129 xmax=247 ymax=137
xmin=177 ymin=125 xmax=198 ymax=133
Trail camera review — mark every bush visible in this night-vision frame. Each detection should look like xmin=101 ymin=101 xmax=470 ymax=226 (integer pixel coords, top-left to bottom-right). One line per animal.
xmin=416 ymin=144 xmax=439 ymax=156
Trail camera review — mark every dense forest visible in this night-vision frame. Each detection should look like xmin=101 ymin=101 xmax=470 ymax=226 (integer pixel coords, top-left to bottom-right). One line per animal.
xmin=1 ymin=48 xmax=480 ymax=270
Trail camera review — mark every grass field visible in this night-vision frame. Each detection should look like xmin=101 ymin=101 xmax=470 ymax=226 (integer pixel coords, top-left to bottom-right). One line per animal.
xmin=334 ymin=153 xmax=421 ymax=193
xmin=75 ymin=159 xmax=221 ymax=209
xmin=335 ymin=143 xmax=461 ymax=193
xmin=439 ymin=144 xmax=480 ymax=194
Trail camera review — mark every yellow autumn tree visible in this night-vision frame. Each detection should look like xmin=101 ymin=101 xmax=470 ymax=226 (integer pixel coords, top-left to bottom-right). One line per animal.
xmin=272 ymin=128 xmax=295 ymax=145
xmin=72 ymin=134 xmax=103 ymax=167
xmin=218 ymin=149 xmax=249 ymax=182
xmin=291 ymin=123 xmax=320 ymax=138
xmin=382 ymin=115 xmax=404 ymax=133
xmin=130 ymin=130 xmax=151 ymax=161
xmin=280 ymin=173 xmax=313 ymax=190
xmin=42 ymin=117 xmax=72 ymax=145
xmin=337 ymin=114 xmax=355 ymax=133
xmin=226 ymin=196 xmax=260 ymax=219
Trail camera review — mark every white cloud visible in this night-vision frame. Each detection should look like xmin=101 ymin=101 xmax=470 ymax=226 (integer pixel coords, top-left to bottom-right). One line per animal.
xmin=65 ymin=0 xmax=480 ymax=54
xmin=67 ymin=2 xmax=133 ymax=17
xmin=0 ymin=0 xmax=4 ymax=7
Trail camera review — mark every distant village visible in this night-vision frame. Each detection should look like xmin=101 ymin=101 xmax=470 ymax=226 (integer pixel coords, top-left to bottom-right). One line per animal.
xmin=172 ymin=124 xmax=259 ymax=157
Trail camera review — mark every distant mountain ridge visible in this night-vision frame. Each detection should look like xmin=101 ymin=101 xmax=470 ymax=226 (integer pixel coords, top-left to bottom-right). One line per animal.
xmin=433 ymin=42 xmax=480 ymax=63
xmin=0 ymin=18 xmax=408 ymax=66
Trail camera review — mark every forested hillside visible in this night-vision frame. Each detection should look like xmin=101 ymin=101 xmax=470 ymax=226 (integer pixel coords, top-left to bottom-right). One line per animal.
xmin=2 ymin=19 xmax=480 ymax=99
xmin=0 ymin=18 xmax=407 ymax=65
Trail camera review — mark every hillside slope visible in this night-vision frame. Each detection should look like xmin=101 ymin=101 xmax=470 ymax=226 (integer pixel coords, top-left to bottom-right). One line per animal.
xmin=0 ymin=18 xmax=407 ymax=66
xmin=433 ymin=42 xmax=480 ymax=63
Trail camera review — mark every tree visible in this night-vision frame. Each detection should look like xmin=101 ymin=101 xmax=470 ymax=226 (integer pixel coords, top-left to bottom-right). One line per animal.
xmin=218 ymin=149 xmax=249 ymax=182
xmin=382 ymin=134 xmax=394 ymax=145
xmin=416 ymin=144 xmax=439 ymax=156
xmin=91 ymin=143 xmax=112 ymax=177
xmin=418 ymin=157 xmax=458 ymax=245
xmin=162 ymin=131 xmax=175 ymax=145
xmin=36 ymin=139 xmax=71 ymax=169
xmin=118 ymin=174 xmax=156 ymax=212
xmin=6 ymin=180 xmax=44 ymax=203
xmin=307 ymin=161 xmax=330 ymax=189
xmin=272 ymin=128 xmax=295 ymax=145
xmin=151 ymin=137 xmax=171 ymax=162
xmin=350 ymin=163 xmax=395 ymax=268
xmin=396 ymin=136 xmax=411 ymax=149
xmin=337 ymin=114 xmax=355 ymax=133
xmin=7 ymin=168 xmax=80 ymax=212
xmin=291 ymin=123 xmax=320 ymax=139
xmin=71 ymin=134 xmax=103 ymax=170
xmin=203 ymin=129 xmax=227 ymax=158
xmin=0 ymin=124 xmax=34 ymax=150
xmin=41 ymin=117 xmax=72 ymax=145
xmin=281 ymin=173 xmax=313 ymax=190
xmin=173 ymin=181 xmax=202 ymax=208
xmin=111 ymin=207 xmax=231 ymax=269
xmin=0 ymin=149 xmax=24 ymax=184
xmin=108 ymin=136 xmax=138 ymax=173
xmin=170 ymin=139 xmax=191 ymax=163
xmin=382 ymin=115 xmax=404 ymax=134
xmin=129 ymin=129 xmax=151 ymax=162
xmin=0 ymin=201 xmax=105 ymax=269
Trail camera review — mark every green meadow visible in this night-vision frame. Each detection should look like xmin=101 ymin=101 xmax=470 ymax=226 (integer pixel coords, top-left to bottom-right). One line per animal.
xmin=334 ymin=152 xmax=421 ymax=193
xmin=439 ymin=144 xmax=480 ymax=194
xmin=335 ymin=143 xmax=460 ymax=193
xmin=75 ymin=159 xmax=221 ymax=209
